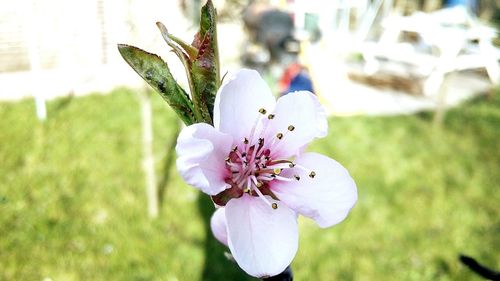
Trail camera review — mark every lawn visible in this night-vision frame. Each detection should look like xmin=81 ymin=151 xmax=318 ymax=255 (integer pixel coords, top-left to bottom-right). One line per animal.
xmin=0 ymin=88 xmax=498 ymax=280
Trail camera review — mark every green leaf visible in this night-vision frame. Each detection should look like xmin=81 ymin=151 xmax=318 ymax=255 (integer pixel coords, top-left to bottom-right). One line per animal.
xmin=117 ymin=44 xmax=195 ymax=125
xmin=156 ymin=22 xmax=199 ymax=121
xmin=191 ymin=0 xmax=220 ymax=123
xmin=157 ymin=21 xmax=212 ymax=124
xmin=156 ymin=22 xmax=198 ymax=60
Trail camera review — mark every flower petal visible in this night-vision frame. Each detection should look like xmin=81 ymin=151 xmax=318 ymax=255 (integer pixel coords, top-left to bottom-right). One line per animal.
xmin=225 ymin=194 xmax=298 ymax=278
xmin=264 ymin=91 xmax=327 ymax=158
xmin=214 ymin=69 xmax=276 ymax=144
xmin=176 ymin=123 xmax=233 ymax=195
xmin=272 ymin=152 xmax=357 ymax=228
xmin=210 ymin=207 xmax=228 ymax=246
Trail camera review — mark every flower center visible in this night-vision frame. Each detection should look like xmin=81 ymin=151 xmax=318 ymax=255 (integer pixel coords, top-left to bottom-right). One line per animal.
xmin=224 ymin=108 xmax=316 ymax=209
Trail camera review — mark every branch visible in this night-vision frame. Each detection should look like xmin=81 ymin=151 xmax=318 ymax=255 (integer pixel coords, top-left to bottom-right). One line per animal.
xmin=262 ymin=266 xmax=293 ymax=281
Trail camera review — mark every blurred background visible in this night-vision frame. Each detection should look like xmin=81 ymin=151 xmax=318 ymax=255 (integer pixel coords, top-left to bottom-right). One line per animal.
xmin=0 ymin=0 xmax=499 ymax=280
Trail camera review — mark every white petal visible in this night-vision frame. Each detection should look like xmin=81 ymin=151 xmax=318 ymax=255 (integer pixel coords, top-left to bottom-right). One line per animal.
xmin=264 ymin=91 xmax=327 ymax=158
xmin=272 ymin=152 xmax=357 ymax=228
xmin=210 ymin=207 xmax=228 ymax=246
xmin=225 ymin=194 xmax=298 ymax=278
xmin=176 ymin=123 xmax=233 ymax=195
xmin=214 ymin=69 xmax=276 ymax=144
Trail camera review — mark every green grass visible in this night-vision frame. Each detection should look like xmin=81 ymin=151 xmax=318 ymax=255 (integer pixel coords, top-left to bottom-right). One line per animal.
xmin=1 ymin=88 xmax=498 ymax=280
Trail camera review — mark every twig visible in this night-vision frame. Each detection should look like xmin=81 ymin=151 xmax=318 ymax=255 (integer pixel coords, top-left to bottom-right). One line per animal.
xmin=262 ymin=266 xmax=293 ymax=281
xmin=459 ymin=254 xmax=500 ymax=280
xmin=157 ymin=120 xmax=182 ymax=207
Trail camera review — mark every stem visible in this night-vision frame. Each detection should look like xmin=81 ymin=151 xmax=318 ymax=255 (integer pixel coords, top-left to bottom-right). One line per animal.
xmin=262 ymin=266 xmax=293 ymax=281
xmin=213 ymin=7 xmax=220 ymax=89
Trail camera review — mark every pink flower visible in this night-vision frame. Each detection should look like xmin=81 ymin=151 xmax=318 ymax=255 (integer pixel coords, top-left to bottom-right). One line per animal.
xmin=176 ymin=69 xmax=357 ymax=278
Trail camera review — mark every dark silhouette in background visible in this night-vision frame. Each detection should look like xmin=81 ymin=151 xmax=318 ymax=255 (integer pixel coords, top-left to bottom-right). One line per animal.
xmin=243 ymin=6 xmax=294 ymax=62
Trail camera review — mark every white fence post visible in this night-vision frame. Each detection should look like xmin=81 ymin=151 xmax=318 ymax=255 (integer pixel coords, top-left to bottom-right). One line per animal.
xmin=140 ymin=88 xmax=159 ymax=218
xmin=26 ymin=0 xmax=46 ymax=121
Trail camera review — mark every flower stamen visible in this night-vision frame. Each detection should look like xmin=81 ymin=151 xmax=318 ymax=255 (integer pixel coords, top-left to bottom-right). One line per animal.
xmin=269 ymin=125 xmax=295 ymax=155
xmin=273 ymin=175 xmax=294 ymax=182
xmin=248 ymin=108 xmax=268 ymax=145
xmin=250 ymin=176 xmax=276 ymax=209
xmin=224 ymin=118 xmax=316 ymax=208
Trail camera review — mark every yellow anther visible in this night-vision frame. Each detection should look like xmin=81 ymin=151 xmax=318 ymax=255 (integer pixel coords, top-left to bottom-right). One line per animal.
xmin=309 ymin=171 xmax=316 ymax=178
xmin=268 ymin=114 xmax=275 ymax=120
xmin=244 ymin=188 xmax=250 ymax=193
xmin=256 ymin=181 xmax=263 ymax=187
xmin=259 ymin=108 xmax=267 ymax=114
xmin=272 ymin=203 xmax=278 ymax=209
xmin=288 ymin=125 xmax=295 ymax=131
xmin=276 ymin=133 xmax=283 ymax=140
xmin=273 ymin=168 xmax=282 ymax=175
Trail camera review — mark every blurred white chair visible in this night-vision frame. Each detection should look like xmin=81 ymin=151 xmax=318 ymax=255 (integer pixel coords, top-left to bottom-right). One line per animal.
xmin=361 ymin=6 xmax=499 ymax=96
